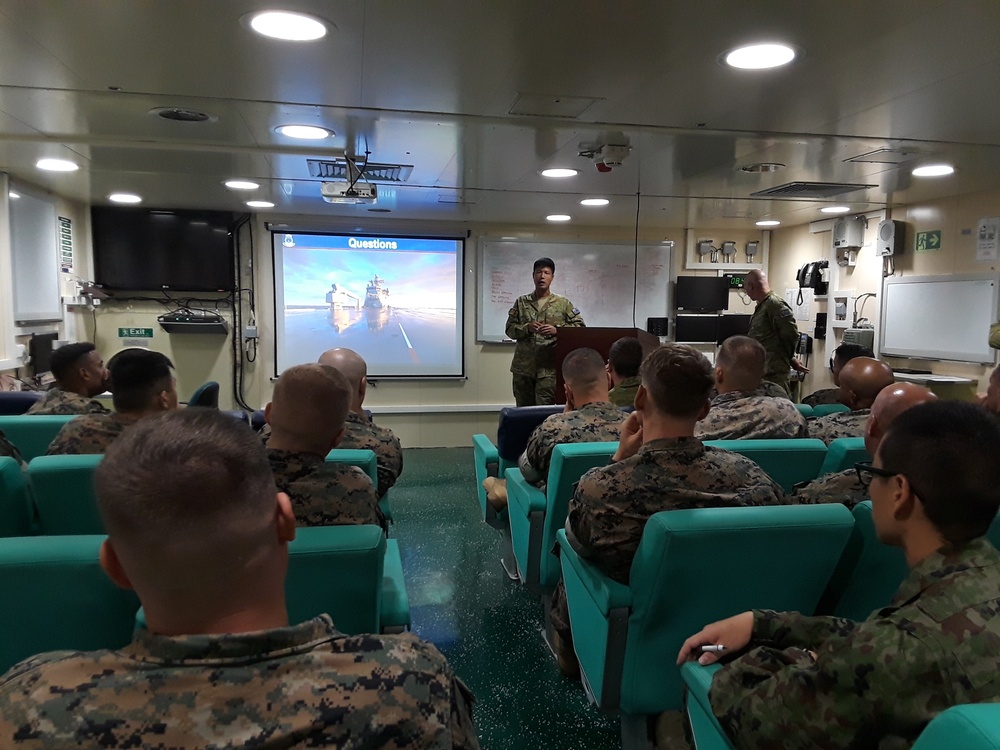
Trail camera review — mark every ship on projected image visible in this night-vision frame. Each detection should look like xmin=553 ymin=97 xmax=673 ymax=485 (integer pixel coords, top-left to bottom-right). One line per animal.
xmin=363 ymin=275 xmax=390 ymax=308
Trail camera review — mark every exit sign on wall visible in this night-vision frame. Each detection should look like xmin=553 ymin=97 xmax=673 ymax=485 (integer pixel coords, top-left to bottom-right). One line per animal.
xmin=117 ymin=327 xmax=153 ymax=338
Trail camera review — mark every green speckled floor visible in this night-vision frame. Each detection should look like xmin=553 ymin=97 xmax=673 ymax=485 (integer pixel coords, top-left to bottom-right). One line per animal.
xmin=390 ymin=447 xmax=621 ymax=750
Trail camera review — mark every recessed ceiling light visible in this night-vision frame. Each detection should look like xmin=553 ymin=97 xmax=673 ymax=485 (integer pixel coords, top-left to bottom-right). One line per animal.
xmin=108 ymin=193 xmax=142 ymax=204
xmin=725 ymin=43 xmax=796 ymax=70
xmin=756 ymin=219 xmax=781 ymax=227
xmin=821 ymin=206 xmax=851 ymax=214
xmin=912 ymin=164 xmax=954 ymax=177
xmin=248 ymin=10 xmax=327 ymax=41
xmin=276 ymin=124 xmax=333 ymax=140
xmin=246 ymin=200 xmax=275 ymax=208
xmin=36 ymin=158 xmax=79 ymax=172
xmin=541 ymin=168 xmax=578 ymax=178
xmin=580 ymin=198 xmax=610 ymax=206
xmin=8 ymin=191 xmax=19 ymax=199
xmin=546 ymin=214 xmax=571 ymax=222
xmin=225 ymin=179 xmax=260 ymax=190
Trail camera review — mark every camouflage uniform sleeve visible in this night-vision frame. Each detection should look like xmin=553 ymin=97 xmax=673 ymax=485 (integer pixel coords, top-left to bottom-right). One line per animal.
xmin=505 ymin=297 xmax=531 ymax=340
xmin=767 ymin=297 xmax=799 ymax=360
xmin=45 ymin=422 xmax=80 ymax=455
xmin=449 ymin=675 xmax=480 ymax=749
xmin=518 ymin=448 xmax=544 ymax=485
xmin=0 ymin=431 xmax=22 ymax=463
xmin=711 ymin=612 xmax=937 ymax=749
xmin=524 ymin=420 xmax=555 ymax=479
xmin=559 ymin=297 xmax=585 ymax=328
xmin=375 ymin=431 xmax=403 ymax=498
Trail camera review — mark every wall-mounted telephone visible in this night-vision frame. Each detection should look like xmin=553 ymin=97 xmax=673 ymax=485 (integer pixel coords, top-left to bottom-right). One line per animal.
xmin=795 ymin=332 xmax=813 ymax=357
xmin=796 ymin=260 xmax=829 ymax=292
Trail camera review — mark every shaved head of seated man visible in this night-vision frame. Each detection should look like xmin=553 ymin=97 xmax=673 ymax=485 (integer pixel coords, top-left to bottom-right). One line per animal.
xmin=808 ymin=356 xmax=895 ymax=445
xmin=266 ymin=363 xmax=384 ymax=530
xmin=0 ymin=409 xmax=477 ymax=747
xmin=801 ymin=342 xmax=875 ymax=408
xmin=696 ymin=335 xmax=807 ymax=440
xmin=45 ymin=348 xmax=177 ymax=455
xmin=607 ymin=336 xmax=643 ymax=407
xmin=676 ymin=400 xmax=1000 ymax=750
xmin=317 ymin=348 xmax=403 ymax=499
xmin=26 ymin=341 xmax=111 ymax=415
xmin=794 ymin=382 xmax=937 ymax=508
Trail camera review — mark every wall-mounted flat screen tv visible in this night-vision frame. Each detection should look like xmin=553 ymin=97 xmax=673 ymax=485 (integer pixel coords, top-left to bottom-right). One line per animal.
xmin=92 ymin=207 xmax=238 ymax=292
xmin=675 ymin=276 xmax=729 ymax=312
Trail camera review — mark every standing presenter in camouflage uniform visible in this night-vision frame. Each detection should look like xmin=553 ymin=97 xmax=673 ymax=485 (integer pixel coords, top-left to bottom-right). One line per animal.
xmin=744 ymin=269 xmax=805 ymax=398
xmin=506 ymin=257 xmax=584 ymax=406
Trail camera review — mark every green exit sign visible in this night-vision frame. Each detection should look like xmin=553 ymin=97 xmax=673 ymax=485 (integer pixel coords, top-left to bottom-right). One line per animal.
xmin=118 ymin=327 xmax=154 ymax=338
xmin=915 ymin=230 xmax=942 ymax=252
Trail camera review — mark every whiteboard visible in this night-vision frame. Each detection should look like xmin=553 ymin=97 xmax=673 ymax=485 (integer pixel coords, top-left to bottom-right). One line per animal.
xmin=879 ymin=273 xmax=999 ymax=364
xmin=9 ymin=187 xmax=61 ymax=323
xmin=477 ymin=239 xmax=672 ymax=342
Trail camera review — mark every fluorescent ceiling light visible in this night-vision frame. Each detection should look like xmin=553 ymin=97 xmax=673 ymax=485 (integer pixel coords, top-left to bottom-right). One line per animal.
xmin=580 ymin=198 xmax=610 ymax=206
xmin=276 ymin=124 xmax=333 ymax=140
xmin=246 ymin=200 xmax=275 ymax=208
xmin=249 ymin=11 xmax=327 ymax=41
xmin=36 ymin=158 xmax=79 ymax=172
xmin=225 ymin=179 xmax=260 ymax=190
xmin=756 ymin=219 xmax=781 ymax=227
xmin=725 ymin=43 xmax=796 ymax=70
xmin=541 ymin=168 xmax=578 ymax=178
xmin=546 ymin=214 xmax=571 ymax=222
xmin=912 ymin=164 xmax=954 ymax=177
xmin=108 ymin=192 xmax=142 ymax=204
xmin=8 ymin=191 xmax=19 ymax=199
xmin=821 ymin=206 xmax=851 ymax=214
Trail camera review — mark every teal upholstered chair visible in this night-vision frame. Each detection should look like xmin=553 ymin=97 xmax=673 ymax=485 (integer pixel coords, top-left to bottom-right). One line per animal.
xmin=0 ymin=415 xmax=75 ymax=461
xmin=28 ymin=454 xmax=105 ymax=535
xmin=820 ymin=436 xmax=871 ymax=476
xmin=682 ymin=662 xmax=734 ymax=750
xmin=794 ymin=403 xmax=814 ymax=418
xmin=812 ymin=403 xmax=851 ymax=417
xmin=556 ymin=504 xmax=854 ymax=747
xmin=186 ymin=380 xmax=220 ymax=408
xmin=816 ymin=500 xmax=911 ymax=620
xmin=506 ymin=441 xmax=617 ymax=596
xmin=0 ymin=456 xmax=32 ymax=537
xmin=286 ymin=524 xmax=409 ymax=634
xmin=912 ymin=705 xmax=1000 ymax=749
xmin=326 ymin=447 xmax=393 ymax=522
xmin=703 ymin=438 xmax=828 ymax=492
xmin=0 ymin=534 xmax=140 ymax=673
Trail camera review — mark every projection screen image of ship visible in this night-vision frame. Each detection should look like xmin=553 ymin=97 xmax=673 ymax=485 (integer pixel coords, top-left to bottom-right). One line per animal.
xmin=273 ymin=233 xmax=465 ymax=377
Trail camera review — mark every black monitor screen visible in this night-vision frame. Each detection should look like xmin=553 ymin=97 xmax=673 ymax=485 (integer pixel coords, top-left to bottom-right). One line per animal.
xmin=717 ymin=314 xmax=752 ymax=344
xmin=92 ymin=207 xmax=237 ymax=292
xmin=674 ymin=315 xmax=720 ymax=343
xmin=675 ymin=276 xmax=729 ymax=312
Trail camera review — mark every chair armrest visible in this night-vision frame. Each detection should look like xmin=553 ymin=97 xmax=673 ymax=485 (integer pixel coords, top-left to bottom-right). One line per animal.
xmin=556 ymin=529 xmax=631 ymax=615
xmin=473 ymin=434 xmax=499 ymax=474
xmin=681 ymin=661 xmax=723 ymax=714
xmin=507 ymin=468 xmax=548 ymax=514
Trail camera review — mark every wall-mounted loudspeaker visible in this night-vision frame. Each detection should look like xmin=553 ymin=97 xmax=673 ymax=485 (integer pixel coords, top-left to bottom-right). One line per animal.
xmin=876 ymin=220 xmax=904 ymax=257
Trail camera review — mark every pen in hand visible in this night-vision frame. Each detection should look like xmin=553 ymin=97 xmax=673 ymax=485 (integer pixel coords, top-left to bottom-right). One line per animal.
xmin=700 ymin=645 xmax=727 ymax=653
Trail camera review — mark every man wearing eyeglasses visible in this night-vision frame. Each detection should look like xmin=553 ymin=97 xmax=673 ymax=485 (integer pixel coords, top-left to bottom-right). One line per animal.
xmin=678 ymin=400 xmax=1000 ymax=749
xmin=794 ymin=382 xmax=936 ymax=508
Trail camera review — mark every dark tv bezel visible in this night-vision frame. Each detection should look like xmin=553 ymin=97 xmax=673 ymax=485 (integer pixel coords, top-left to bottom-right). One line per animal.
xmin=675 ymin=276 xmax=730 ymax=313
xmin=91 ymin=206 xmax=238 ymax=293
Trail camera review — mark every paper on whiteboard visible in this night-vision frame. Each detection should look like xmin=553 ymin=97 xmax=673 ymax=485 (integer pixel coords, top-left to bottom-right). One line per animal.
xmin=784 ymin=287 xmax=812 ymax=321
xmin=977 ymin=217 xmax=999 ymax=261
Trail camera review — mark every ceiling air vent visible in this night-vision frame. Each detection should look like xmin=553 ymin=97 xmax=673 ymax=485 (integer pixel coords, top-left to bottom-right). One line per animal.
xmin=845 ymin=148 xmax=920 ymax=164
xmin=307 ymin=159 xmax=413 ymax=183
xmin=750 ymin=181 xmax=876 ymax=199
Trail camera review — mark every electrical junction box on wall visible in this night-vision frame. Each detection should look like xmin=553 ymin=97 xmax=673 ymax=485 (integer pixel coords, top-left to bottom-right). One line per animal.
xmin=833 ymin=216 xmax=866 ymax=249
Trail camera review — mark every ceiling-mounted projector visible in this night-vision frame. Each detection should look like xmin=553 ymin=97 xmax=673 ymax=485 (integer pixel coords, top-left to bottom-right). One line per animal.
xmin=320 ymin=181 xmax=378 ymax=205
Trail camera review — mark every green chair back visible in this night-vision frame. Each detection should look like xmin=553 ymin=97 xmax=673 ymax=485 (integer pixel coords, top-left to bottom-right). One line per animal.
xmin=820 ymin=437 xmax=870 ymax=476
xmin=795 ymin=403 xmax=814 ymax=418
xmin=812 ymin=403 xmax=851 ymax=417
xmin=0 ymin=415 xmax=76 ymax=462
xmin=912 ymin=705 xmax=1000 ymax=749
xmin=0 ymin=535 xmax=140 ymax=673
xmin=28 ymin=454 xmax=105 ymax=535
xmin=816 ymin=500 xmax=911 ymax=621
xmin=507 ymin=442 xmax=617 ymax=594
xmin=286 ymin=524 xmax=386 ymax=635
xmin=0 ymin=456 xmax=32 ymax=537
xmin=704 ymin=438 xmax=828 ymax=492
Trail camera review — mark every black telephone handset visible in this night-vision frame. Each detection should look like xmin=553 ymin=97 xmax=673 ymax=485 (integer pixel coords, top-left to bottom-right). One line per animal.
xmin=796 ymin=332 xmax=812 ymax=356
xmin=796 ymin=260 xmax=830 ymax=304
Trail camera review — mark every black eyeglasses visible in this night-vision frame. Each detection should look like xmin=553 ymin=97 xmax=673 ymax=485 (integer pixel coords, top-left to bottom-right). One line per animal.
xmin=854 ymin=462 xmax=899 ymax=488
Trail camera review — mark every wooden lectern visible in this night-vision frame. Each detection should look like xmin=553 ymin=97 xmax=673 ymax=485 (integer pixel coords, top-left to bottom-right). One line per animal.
xmin=553 ymin=327 xmax=661 ymax=404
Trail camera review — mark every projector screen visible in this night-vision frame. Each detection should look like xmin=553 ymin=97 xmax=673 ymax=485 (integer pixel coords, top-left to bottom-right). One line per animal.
xmin=272 ymin=231 xmax=465 ymax=378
